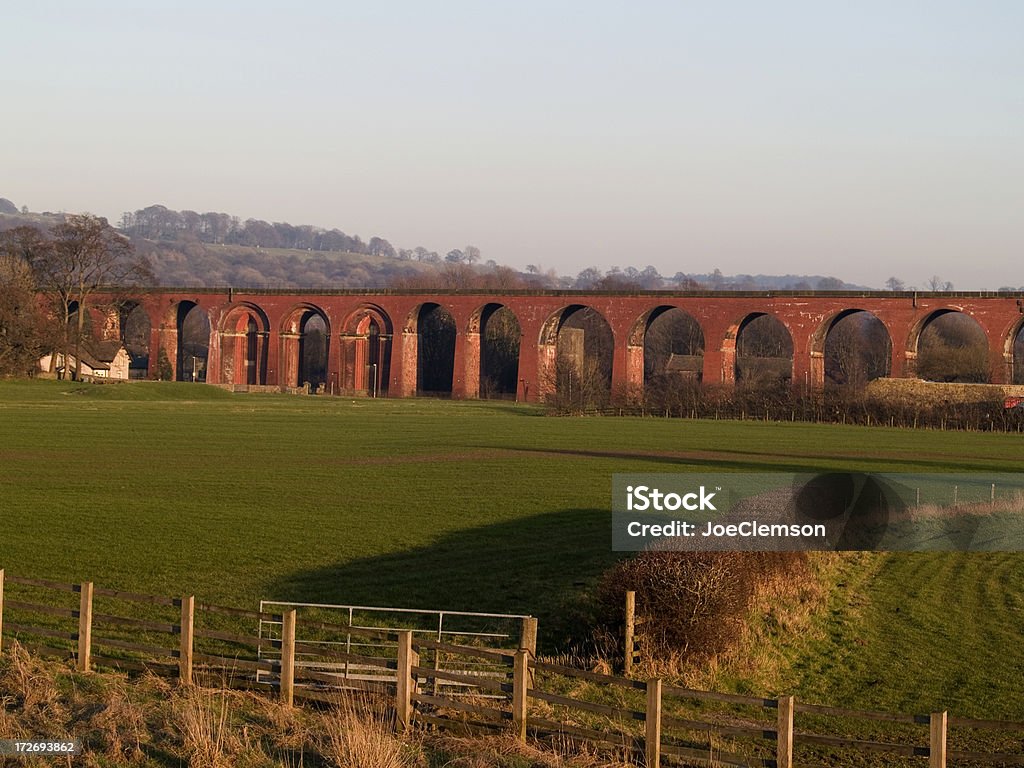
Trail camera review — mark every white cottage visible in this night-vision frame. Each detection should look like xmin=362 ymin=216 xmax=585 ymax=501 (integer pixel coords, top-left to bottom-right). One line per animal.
xmin=40 ymin=341 xmax=132 ymax=380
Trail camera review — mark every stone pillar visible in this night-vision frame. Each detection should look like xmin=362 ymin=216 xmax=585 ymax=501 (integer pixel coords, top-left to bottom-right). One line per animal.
xmin=254 ymin=332 xmax=267 ymax=385
xmin=396 ymin=329 xmax=418 ymax=397
xmin=610 ymin=326 xmax=628 ymax=403
xmin=809 ymin=349 xmax=826 ymax=390
xmin=984 ymin=318 xmax=1013 ymax=385
xmin=516 ymin=317 xmax=542 ymax=403
xmin=324 ymin=333 xmax=341 ymax=394
xmin=625 ymin=343 xmax=645 ymax=400
xmin=462 ymin=331 xmax=481 ymax=399
xmin=451 ymin=329 xmax=468 ymax=399
xmin=219 ymin=332 xmax=238 ymax=385
xmin=159 ymin=326 xmax=179 ymax=381
xmin=205 ymin=323 xmax=221 ymax=384
xmin=790 ymin=326 xmax=813 ymax=392
xmin=279 ymin=332 xmax=300 ymax=389
xmin=888 ymin=319 xmax=914 ymax=379
xmin=701 ymin=318 xmax=735 ymax=387
xmin=265 ymin=328 xmax=282 ymax=388
xmin=147 ymin=325 xmax=163 ymax=380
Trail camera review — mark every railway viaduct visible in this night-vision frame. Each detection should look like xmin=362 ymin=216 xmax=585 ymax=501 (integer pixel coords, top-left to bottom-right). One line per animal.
xmin=88 ymin=288 xmax=1024 ymax=403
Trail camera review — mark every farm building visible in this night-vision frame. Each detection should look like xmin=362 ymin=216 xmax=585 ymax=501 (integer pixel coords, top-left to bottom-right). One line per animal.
xmin=39 ymin=341 xmax=132 ymax=380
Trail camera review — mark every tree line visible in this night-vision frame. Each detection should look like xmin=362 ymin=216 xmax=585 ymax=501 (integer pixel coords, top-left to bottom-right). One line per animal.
xmin=118 ymin=204 xmax=488 ymax=265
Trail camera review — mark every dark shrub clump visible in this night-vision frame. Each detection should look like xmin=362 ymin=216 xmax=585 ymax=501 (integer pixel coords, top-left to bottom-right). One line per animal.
xmin=596 ymin=551 xmax=808 ymax=667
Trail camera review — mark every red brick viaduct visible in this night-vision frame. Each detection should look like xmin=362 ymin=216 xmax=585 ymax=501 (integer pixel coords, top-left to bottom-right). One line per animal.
xmin=90 ymin=288 xmax=1024 ymax=403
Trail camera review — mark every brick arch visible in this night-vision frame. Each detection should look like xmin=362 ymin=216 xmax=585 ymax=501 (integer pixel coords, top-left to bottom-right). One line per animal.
xmin=280 ymin=302 xmax=331 ymax=336
xmin=536 ymin=304 xmax=614 ymax=402
xmin=725 ymin=311 xmax=795 ymax=386
xmin=906 ymin=307 xmax=966 ymax=355
xmin=220 ymin=303 xmax=270 ymax=339
xmin=279 ymin=303 xmax=331 ymax=390
xmin=465 ymin=302 xmax=522 ymax=399
xmin=107 ymin=299 xmax=152 ymax=378
xmin=158 ymin=299 xmax=212 ymax=382
xmin=404 ymin=302 xmax=457 ymax=395
xmin=809 ymin=308 xmax=893 ymax=388
xmin=626 ymin=305 xmax=706 ymax=392
xmin=467 ymin=301 xmax=509 ymax=334
xmin=340 ymin=303 xmax=393 ymax=395
xmin=906 ymin=307 xmax=990 ymax=383
xmin=219 ymin=303 xmax=270 ymax=386
xmin=343 ymin=303 xmax=393 ymax=336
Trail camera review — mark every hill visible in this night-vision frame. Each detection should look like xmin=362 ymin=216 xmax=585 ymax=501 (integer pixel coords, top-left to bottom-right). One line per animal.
xmin=3 ymin=199 xmax=879 ymax=290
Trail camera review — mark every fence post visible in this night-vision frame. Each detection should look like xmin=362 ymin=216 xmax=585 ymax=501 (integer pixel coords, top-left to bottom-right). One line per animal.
xmin=512 ymin=649 xmax=529 ymax=743
xmin=520 ymin=616 xmax=538 ymax=687
xmin=77 ymin=581 xmax=93 ymax=673
xmin=645 ymin=678 xmax=662 ymax=768
xmin=179 ymin=595 xmax=194 ymax=685
xmin=396 ymin=630 xmax=418 ymax=730
xmin=519 ymin=616 xmax=538 ymax=657
xmin=0 ymin=569 xmax=5 ymax=657
xmin=624 ymin=590 xmax=636 ymax=676
xmin=280 ymin=609 xmax=296 ymax=706
xmin=777 ymin=695 xmax=794 ymax=768
xmin=930 ymin=711 xmax=947 ymax=768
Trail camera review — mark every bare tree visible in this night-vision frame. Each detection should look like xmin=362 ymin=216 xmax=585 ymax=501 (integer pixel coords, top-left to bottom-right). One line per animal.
xmin=885 ymin=276 xmax=905 ymax=291
xmin=27 ymin=215 xmax=153 ymax=380
xmin=824 ymin=313 xmax=891 ymax=387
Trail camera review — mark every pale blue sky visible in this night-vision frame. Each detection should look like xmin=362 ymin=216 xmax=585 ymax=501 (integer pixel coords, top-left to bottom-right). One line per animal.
xmin=2 ymin=2 xmax=1021 ymax=288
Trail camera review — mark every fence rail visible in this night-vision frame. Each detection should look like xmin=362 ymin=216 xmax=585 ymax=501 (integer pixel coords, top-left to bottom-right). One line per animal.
xmin=1 ymin=569 xmax=1023 ymax=767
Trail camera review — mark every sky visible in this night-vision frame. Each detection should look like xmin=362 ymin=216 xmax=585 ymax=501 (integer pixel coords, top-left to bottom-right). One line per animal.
xmin=2 ymin=1 xmax=1022 ymax=289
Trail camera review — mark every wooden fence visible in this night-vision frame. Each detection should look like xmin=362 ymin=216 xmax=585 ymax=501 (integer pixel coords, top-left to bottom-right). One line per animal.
xmin=1 ymin=570 xmax=1022 ymax=768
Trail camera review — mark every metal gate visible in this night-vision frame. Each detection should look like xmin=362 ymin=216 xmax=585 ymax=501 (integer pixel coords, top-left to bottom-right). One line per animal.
xmin=256 ymin=600 xmax=534 ymax=692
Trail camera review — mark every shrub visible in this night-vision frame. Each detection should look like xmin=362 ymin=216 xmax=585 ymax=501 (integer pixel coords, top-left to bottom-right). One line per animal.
xmin=596 ymin=551 xmax=807 ymax=666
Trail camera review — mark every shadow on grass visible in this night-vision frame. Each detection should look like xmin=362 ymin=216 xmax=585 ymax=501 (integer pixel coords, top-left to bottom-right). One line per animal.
xmin=266 ymin=508 xmax=620 ymax=651
xmin=713 ymin=446 xmax=1024 ymax=475
xmin=485 ymin=445 xmax=824 ymax=473
xmin=488 ymin=444 xmax=1024 ymax=475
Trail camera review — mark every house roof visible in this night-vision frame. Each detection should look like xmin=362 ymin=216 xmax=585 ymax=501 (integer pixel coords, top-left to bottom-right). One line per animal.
xmin=87 ymin=340 xmax=127 ymax=363
xmin=72 ymin=340 xmax=129 ymax=371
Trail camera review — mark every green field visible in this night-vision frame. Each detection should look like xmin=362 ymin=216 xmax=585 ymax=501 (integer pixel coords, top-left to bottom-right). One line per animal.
xmin=1 ymin=379 xmax=1023 ymax=718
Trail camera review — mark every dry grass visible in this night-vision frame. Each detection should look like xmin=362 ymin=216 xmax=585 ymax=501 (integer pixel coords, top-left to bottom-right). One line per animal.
xmin=0 ymin=642 xmax=622 ymax=768
xmin=865 ymin=378 xmax=1024 ymax=405
xmin=79 ymin=685 xmax=150 ymax=763
xmin=907 ymin=489 xmax=1024 ymax=520
xmin=316 ymin=694 xmax=419 ymax=768
xmin=431 ymin=732 xmax=632 ymax=768
xmin=176 ymin=687 xmax=242 ymax=768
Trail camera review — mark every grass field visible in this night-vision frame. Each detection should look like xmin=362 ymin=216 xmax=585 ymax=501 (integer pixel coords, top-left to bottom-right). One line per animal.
xmin=1 ymin=379 xmax=1023 ymax=718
